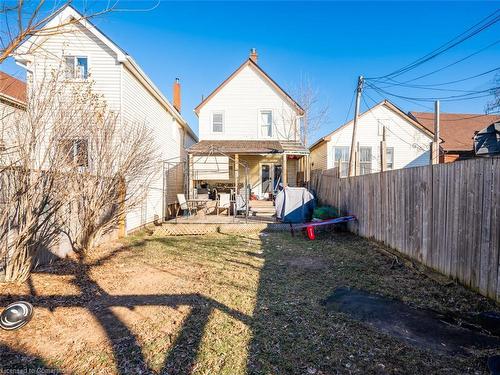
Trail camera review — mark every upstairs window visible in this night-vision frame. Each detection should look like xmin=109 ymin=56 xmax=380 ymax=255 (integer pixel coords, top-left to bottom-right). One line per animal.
xmin=60 ymin=138 xmax=89 ymax=167
xmin=333 ymin=146 xmax=349 ymax=177
xmin=359 ymin=146 xmax=372 ymax=175
xmin=386 ymin=147 xmax=394 ymax=170
xmin=212 ymin=112 xmax=224 ymax=133
xmin=260 ymin=110 xmax=273 ymax=137
xmin=65 ymin=56 xmax=88 ymax=79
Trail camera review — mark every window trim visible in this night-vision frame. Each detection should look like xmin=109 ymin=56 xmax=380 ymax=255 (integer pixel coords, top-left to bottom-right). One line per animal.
xmin=359 ymin=146 xmax=372 ymax=175
xmin=259 ymin=109 xmax=274 ymax=138
xmin=332 ymin=146 xmax=350 ymax=177
xmin=211 ymin=111 xmax=225 ymax=134
xmin=64 ymin=55 xmax=89 ymax=80
xmin=386 ymin=146 xmax=394 ymax=170
xmin=60 ymin=138 xmax=89 ymax=167
xmin=377 ymin=120 xmax=390 ymax=137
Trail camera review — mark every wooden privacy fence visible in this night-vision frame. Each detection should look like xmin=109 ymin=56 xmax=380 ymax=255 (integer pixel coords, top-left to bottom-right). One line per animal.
xmin=311 ymin=157 xmax=500 ymax=301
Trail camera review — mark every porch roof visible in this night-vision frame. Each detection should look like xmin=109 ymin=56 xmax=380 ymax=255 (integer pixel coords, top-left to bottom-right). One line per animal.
xmin=188 ymin=140 xmax=309 ymax=155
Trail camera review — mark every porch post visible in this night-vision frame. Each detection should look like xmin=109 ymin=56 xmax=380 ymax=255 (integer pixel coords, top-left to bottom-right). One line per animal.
xmin=234 ymin=153 xmax=239 ymax=195
xmin=305 ymin=154 xmax=310 ymax=186
xmin=188 ymin=153 xmax=194 ymax=199
xmin=282 ymin=153 xmax=288 ymax=186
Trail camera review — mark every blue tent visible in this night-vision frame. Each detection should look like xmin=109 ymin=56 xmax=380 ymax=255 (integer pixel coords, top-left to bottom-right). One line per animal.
xmin=275 ymin=187 xmax=315 ymax=223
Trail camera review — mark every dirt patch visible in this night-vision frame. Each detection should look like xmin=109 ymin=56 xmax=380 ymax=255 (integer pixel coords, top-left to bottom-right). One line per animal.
xmin=322 ymin=287 xmax=500 ymax=355
xmin=285 ymin=256 xmax=328 ymax=270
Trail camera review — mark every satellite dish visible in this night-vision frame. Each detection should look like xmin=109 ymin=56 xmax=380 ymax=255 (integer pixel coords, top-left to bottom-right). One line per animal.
xmin=0 ymin=301 xmax=34 ymax=330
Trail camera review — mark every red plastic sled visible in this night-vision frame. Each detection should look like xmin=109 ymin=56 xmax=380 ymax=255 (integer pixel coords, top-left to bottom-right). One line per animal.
xmin=290 ymin=215 xmax=357 ymax=240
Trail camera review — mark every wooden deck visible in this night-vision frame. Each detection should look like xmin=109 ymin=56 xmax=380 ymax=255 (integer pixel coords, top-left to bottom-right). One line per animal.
xmin=158 ymin=200 xmax=289 ymax=235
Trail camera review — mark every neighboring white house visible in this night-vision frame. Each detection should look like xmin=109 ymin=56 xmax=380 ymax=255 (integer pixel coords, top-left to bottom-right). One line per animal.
xmin=11 ymin=5 xmax=197 ymax=232
xmin=309 ymin=100 xmax=435 ymax=177
xmin=189 ymin=49 xmax=309 ymax=199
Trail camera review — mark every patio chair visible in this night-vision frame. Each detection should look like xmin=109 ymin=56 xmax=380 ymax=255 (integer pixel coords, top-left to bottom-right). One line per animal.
xmin=235 ymin=194 xmax=247 ymax=215
xmin=216 ymin=193 xmax=231 ymax=216
xmin=177 ymin=194 xmax=197 ymax=217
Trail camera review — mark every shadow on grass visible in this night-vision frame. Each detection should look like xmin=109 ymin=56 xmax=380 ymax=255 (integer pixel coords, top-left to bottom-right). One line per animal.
xmin=1 ymin=231 xmax=497 ymax=374
xmin=0 ymin=238 xmax=251 ymax=374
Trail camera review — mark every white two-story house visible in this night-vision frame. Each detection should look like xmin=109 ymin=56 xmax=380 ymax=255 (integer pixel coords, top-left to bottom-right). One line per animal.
xmin=11 ymin=5 xmax=197 ymax=232
xmin=309 ymin=100 xmax=435 ymax=176
xmin=188 ymin=49 xmax=309 ymax=199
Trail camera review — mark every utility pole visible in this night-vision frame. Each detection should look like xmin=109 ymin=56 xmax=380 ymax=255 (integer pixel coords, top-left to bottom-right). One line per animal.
xmin=348 ymin=75 xmax=364 ymax=177
xmin=432 ymin=100 xmax=440 ymax=164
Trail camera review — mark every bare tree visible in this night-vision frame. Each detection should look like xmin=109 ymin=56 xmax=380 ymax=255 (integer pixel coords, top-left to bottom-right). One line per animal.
xmin=0 ymin=69 xmax=78 ymax=282
xmin=485 ymin=72 xmax=499 ymax=114
xmin=0 ymin=1 xmax=118 ymax=64
xmin=0 ymin=69 xmax=158 ymax=281
xmin=290 ymin=75 xmax=330 ymax=146
xmin=59 ymin=84 xmax=158 ymax=258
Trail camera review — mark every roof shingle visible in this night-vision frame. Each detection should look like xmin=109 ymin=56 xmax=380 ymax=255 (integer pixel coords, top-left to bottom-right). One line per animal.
xmin=0 ymin=71 xmax=26 ymax=103
xmin=410 ymin=112 xmax=500 ymax=152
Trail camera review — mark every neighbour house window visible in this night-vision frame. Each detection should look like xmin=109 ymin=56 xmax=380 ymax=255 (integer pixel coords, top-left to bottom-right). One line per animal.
xmin=60 ymin=139 xmax=89 ymax=167
xmin=386 ymin=147 xmax=394 ymax=170
xmin=212 ymin=112 xmax=224 ymax=133
xmin=260 ymin=110 xmax=273 ymax=137
xmin=333 ymin=146 xmax=349 ymax=177
xmin=359 ymin=146 xmax=372 ymax=175
xmin=64 ymin=56 xmax=88 ymax=79
xmin=377 ymin=120 xmax=389 ymax=136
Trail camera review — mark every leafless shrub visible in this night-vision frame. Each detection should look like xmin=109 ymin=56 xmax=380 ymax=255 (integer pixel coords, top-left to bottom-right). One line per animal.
xmin=0 ymin=69 xmax=158 ymax=281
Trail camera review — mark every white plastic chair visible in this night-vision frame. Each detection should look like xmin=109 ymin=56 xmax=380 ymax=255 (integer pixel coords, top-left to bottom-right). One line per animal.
xmin=217 ymin=193 xmax=231 ymax=216
xmin=177 ymin=194 xmax=197 ymax=217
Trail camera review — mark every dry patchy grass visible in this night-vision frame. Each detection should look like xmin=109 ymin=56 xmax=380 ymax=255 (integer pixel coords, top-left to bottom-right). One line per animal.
xmin=0 ymin=230 xmax=498 ymax=374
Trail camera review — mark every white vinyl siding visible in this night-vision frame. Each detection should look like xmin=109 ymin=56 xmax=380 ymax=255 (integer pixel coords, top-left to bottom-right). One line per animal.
xmin=121 ymin=66 xmax=185 ymax=232
xmin=29 ymin=21 xmax=122 ymax=113
xmin=325 ymin=104 xmax=433 ymax=173
xmin=23 ymin=17 xmax=194 ymax=233
xmin=198 ymin=64 xmax=300 ymax=141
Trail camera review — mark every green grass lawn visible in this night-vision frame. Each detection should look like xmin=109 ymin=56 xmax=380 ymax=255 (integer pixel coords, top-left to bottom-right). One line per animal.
xmin=0 ymin=230 xmax=498 ymax=374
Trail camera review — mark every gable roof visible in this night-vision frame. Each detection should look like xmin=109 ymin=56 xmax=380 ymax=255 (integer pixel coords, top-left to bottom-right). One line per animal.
xmin=0 ymin=71 xmax=26 ymax=106
xmin=12 ymin=5 xmax=197 ymax=141
xmin=194 ymin=58 xmax=304 ymax=116
xmin=409 ymin=112 xmax=500 ymax=152
xmin=309 ymin=99 xmax=435 ymax=151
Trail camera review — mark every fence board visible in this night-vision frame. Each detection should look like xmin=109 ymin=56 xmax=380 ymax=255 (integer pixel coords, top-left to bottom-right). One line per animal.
xmin=312 ymin=157 xmax=500 ymax=302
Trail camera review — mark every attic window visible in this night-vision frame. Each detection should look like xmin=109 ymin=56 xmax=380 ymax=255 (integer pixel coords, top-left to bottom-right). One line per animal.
xmin=64 ymin=56 xmax=88 ymax=79
xmin=212 ymin=112 xmax=224 ymax=133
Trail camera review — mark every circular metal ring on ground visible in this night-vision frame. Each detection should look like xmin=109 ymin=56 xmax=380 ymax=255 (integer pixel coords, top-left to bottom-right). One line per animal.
xmin=0 ymin=301 xmax=34 ymax=331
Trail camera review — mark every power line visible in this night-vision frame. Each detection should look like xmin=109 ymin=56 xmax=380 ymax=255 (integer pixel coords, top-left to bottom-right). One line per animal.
xmin=361 ymin=92 xmax=428 ymax=152
xmin=344 ymin=88 xmax=356 ymax=124
xmin=365 ymin=81 xmax=499 ymax=102
xmin=372 ymin=40 xmax=500 ymax=87
xmin=372 ymin=66 xmax=500 ymax=89
xmin=367 ymin=9 xmax=500 ymax=80
xmin=365 ymin=83 xmax=434 ymax=111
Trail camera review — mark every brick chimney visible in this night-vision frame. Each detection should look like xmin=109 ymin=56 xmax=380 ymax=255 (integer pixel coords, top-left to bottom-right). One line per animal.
xmin=173 ymin=78 xmax=181 ymax=112
xmin=249 ymin=48 xmax=258 ymax=63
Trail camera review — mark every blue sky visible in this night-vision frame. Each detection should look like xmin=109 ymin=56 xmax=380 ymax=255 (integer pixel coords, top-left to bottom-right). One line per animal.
xmin=2 ymin=1 xmax=499 ymax=143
